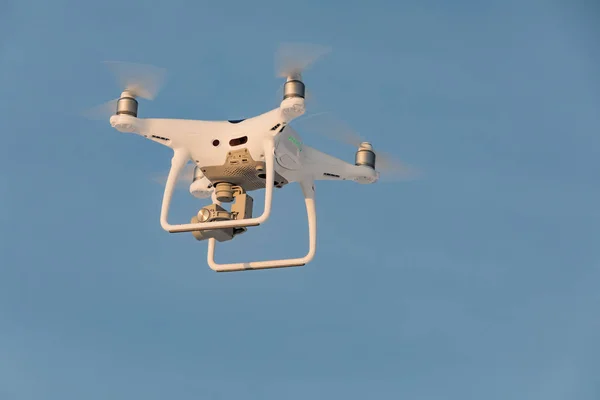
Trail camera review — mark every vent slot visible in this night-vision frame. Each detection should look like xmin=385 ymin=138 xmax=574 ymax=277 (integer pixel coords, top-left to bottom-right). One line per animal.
xmin=324 ymin=172 xmax=340 ymax=178
xmin=229 ymin=136 xmax=248 ymax=146
xmin=151 ymin=135 xmax=169 ymax=141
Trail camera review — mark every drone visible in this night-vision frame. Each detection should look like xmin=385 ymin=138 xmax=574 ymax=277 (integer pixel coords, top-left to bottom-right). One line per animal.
xmin=87 ymin=44 xmax=412 ymax=272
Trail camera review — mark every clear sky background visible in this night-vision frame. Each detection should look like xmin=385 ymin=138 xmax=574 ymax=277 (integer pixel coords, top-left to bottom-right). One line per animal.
xmin=1 ymin=0 xmax=599 ymax=399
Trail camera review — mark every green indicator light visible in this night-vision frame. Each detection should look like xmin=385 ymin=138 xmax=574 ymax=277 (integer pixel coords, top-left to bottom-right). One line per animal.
xmin=288 ymin=136 xmax=303 ymax=152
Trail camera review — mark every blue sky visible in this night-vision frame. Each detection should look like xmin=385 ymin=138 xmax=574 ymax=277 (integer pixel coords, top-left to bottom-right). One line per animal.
xmin=1 ymin=0 xmax=599 ymax=398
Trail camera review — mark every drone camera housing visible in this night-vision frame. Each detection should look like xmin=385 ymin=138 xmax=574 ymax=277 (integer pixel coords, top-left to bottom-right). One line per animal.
xmin=191 ymin=204 xmax=235 ymax=242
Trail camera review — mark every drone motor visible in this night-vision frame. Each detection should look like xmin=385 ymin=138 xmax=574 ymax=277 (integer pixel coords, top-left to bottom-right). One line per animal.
xmin=355 ymin=142 xmax=376 ymax=169
xmin=283 ymin=78 xmax=305 ymax=100
xmin=116 ymin=91 xmax=139 ymax=117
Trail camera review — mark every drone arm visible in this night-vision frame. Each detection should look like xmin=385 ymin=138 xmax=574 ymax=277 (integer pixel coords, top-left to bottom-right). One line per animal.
xmin=301 ymin=145 xmax=379 ymax=183
xmin=207 ymin=179 xmax=317 ymax=272
xmin=159 ymin=136 xmax=276 ymax=233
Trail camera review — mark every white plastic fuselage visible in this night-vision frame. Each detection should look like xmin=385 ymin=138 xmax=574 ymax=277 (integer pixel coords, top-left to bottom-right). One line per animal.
xmin=109 ymin=101 xmax=378 ymax=198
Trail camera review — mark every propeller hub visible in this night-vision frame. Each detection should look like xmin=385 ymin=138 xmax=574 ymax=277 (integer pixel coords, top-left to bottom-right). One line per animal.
xmin=359 ymin=142 xmax=373 ymax=151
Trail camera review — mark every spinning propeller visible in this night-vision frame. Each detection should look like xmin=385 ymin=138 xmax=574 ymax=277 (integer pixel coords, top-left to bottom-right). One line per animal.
xmin=275 ymin=42 xmax=331 ymax=81
xmin=295 ymin=112 xmax=419 ymax=182
xmin=153 ymin=162 xmax=196 ymax=189
xmin=83 ymin=61 xmax=167 ymax=120
xmin=274 ymin=42 xmax=330 ymax=104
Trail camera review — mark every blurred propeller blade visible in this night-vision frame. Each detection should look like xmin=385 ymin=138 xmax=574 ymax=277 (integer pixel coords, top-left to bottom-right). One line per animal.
xmin=294 ymin=112 xmax=419 ymax=182
xmin=152 ymin=163 xmax=196 ymax=189
xmin=275 ymin=42 xmax=331 ymax=79
xmin=274 ymin=42 xmax=329 ymax=110
xmin=375 ymin=149 xmax=420 ymax=182
xmin=83 ymin=61 xmax=167 ymax=120
xmin=104 ymin=61 xmax=167 ymax=100
xmin=82 ymin=98 xmax=118 ymax=121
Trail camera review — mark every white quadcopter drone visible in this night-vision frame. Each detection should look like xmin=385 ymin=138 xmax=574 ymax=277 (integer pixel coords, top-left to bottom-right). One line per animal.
xmin=88 ymin=44 xmax=411 ymax=272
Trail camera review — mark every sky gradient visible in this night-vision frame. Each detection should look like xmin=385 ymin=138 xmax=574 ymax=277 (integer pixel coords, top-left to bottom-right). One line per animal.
xmin=1 ymin=0 xmax=599 ymax=399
